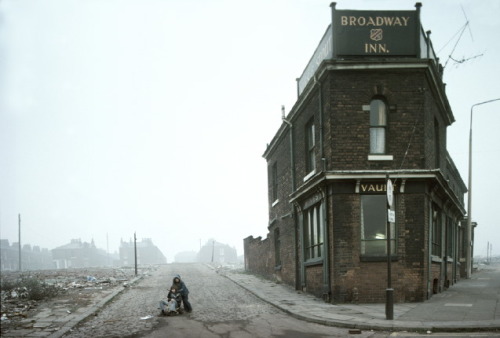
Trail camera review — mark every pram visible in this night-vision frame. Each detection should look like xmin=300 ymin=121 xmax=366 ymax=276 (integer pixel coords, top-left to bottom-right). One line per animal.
xmin=159 ymin=289 xmax=184 ymax=316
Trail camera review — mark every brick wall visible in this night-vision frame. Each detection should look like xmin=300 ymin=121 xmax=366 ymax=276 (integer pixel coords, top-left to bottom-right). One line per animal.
xmin=325 ymin=69 xmax=428 ymax=171
xmin=431 ymin=262 xmax=442 ymax=294
xmin=264 ymin=117 xmax=298 ymax=286
xmin=329 ymin=184 xmax=430 ymax=303
xmin=305 ymin=264 xmax=323 ymax=298
xmin=243 ymin=236 xmax=272 ymax=278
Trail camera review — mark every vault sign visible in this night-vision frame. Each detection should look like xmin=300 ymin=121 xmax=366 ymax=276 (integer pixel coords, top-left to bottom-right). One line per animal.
xmin=334 ymin=10 xmax=417 ymax=56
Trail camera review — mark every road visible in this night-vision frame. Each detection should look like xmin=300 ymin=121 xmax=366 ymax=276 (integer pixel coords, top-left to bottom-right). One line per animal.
xmin=64 ymin=263 xmax=389 ymax=338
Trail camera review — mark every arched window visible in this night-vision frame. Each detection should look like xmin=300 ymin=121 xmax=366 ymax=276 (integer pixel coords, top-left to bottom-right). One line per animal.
xmin=369 ymin=98 xmax=387 ymax=154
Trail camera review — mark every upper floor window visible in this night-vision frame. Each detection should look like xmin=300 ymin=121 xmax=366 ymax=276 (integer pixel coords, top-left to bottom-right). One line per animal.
xmin=305 ymin=118 xmax=315 ymax=173
xmin=369 ymin=99 xmax=387 ymax=154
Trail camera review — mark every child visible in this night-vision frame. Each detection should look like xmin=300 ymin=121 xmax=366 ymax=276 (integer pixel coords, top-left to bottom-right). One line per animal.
xmin=167 ymin=287 xmax=180 ymax=313
xmin=159 ymin=287 xmax=180 ymax=315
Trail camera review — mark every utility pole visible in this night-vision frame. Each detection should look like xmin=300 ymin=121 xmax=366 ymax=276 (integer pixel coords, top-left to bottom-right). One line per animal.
xmin=211 ymin=240 xmax=215 ymax=263
xmin=107 ymin=233 xmax=110 ymax=267
xmin=467 ymin=98 xmax=500 ymax=277
xmin=18 ymin=214 xmax=21 ymax=271
xmin=134 ymin=232 xmax=138 ymax=276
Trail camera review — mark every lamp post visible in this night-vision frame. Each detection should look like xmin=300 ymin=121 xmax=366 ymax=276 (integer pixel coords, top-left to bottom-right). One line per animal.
xmin=466 ymin=98 xmax=500 ymax=278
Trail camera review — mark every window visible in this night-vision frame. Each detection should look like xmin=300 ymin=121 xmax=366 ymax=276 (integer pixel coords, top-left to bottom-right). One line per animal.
xmin=369 ymin=99 xmax=387 ymax=154
xmin=271 ymin=162 xmax=278 ymax=202
xmin=274 ymin=228 xmax=281 ymax=267
xmin=305 ymin=118 xmax=315 ymax=173
xmin=361 ymin=195 xmax=395 ymax=256
xmin=304 ymin=203 xmax=323 ymax=260
xmin=431 ymin=207 xmax=442 ymax=257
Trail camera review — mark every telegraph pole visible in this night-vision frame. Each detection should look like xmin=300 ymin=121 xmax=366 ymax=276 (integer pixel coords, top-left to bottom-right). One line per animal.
xmin=211 ymin=240 xmax=215 ymax=263
xmin=467 ymin=98 xmax=500 ymax=277
xmin=134 ymin=232 xmax=138 ymax=276
xmin=18 ymin=214 xmax=21 ymax=271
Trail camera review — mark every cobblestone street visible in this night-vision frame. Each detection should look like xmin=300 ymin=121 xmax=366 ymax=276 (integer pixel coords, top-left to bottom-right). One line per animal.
xmin=64 ymin=263 xmax=384 ymax=338
xmin=64 ymin=263 xmax=285 ymax=337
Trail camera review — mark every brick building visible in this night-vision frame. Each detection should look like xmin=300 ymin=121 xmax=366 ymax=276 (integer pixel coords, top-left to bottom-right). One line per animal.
xmin=119 ymin=238 xmax=166 ymax=266
xmin=52 ymin=238 xmax=109 ymax=269
xmin=0 ymin=239 xmax=53 ymax=271
xmin=245 ymin=3 xmax=471 ymax=303
xmin=198 ymin=239 xmax=238 ymax=264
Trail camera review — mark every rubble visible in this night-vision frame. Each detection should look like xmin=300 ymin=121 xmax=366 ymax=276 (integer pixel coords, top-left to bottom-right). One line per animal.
xmin=0 ymin=267 xmax=140 ymax=334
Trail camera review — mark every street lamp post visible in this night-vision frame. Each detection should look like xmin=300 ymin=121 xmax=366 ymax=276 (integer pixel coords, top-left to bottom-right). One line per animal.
xmin=466 ymin=98 xmax=500 ymax=278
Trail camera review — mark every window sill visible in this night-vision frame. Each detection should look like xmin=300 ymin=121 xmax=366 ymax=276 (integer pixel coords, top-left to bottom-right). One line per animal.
xmin=368 ymin=155 xmax=394 ymax=161
xmin=274 ymin=264 xmax=282 ymax=271
xmin=431 ymin=255 xmax=442 ymax=263
xmin=303 ymin=170 xmax=316 ymax=182
xmin=304 ymin=258 xmax=323 ymax=266
xmin=360 ymin=255 xmax=398 ymax=262
xmin=272 ymin=199 xmax=279 ymax=207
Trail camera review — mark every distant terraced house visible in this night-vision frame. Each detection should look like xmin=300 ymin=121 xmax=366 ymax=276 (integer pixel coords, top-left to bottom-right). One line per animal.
xmin=0 ymin=239 xmax=53 ymax=271
xmin=52 ymin=238 xmax=108 ymax=269
xmin=119 ymin=238 xmax=166 ymax=266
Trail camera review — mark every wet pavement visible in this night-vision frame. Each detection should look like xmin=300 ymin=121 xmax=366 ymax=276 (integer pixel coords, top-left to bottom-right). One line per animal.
xmin=223 ymin=264 xmax=500 ymax=333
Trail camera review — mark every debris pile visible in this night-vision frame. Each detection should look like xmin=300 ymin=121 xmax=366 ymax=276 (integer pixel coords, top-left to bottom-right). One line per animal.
xmin=0 ymin=267 xmax=137 ymax=332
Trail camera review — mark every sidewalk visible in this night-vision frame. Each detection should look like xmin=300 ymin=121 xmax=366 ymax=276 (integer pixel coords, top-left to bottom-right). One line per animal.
xmin=223 ymin=265 xmax=500 ymax=333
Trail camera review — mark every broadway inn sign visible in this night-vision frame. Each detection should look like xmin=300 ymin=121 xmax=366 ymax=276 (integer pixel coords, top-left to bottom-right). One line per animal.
xmin=297 ymin=5 xmax=422 ymax=95
xmin=334 ymin=11 xmax=417 ymax=55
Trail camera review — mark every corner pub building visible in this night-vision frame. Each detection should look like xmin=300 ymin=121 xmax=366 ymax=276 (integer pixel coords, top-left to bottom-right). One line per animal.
xmin=244 ymin=3 xmax=474 ymax=304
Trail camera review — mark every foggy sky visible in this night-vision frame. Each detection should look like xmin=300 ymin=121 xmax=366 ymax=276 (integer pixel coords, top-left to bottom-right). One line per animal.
xmin=0 ymin=0 xmax=499 ymax=261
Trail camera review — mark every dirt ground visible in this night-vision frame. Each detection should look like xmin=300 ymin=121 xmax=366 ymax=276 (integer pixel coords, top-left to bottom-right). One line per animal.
xmin=0 ymin=266 xmax=151 ymax=333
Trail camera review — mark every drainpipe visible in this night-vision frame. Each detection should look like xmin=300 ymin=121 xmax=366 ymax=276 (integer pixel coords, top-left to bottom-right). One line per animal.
xmin=321 ymin=188 xmax=331 ymax=301
xmin=282 ymin=106 xmax=295 ymax=192
xmin=296 ymin=203 xmax=305 ymax=291
xmin=282 ymin=106 xmax=301 ymax=289
xmin=317 ymin=77 xmax=325 ymax=170
xmin=316 ymin=77 xmax=331 ymax=301
xmin=427 ymin=202 xmax=433 ymax=299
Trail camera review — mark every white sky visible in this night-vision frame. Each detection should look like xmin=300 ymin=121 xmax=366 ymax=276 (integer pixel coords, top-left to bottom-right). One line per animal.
xmin=1 ymin=0 xmax=499 ymax=262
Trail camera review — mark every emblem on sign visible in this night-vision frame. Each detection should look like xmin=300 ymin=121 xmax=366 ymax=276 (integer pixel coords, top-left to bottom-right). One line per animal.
xmin=370 ymin=29 xmax=383 ymax=41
